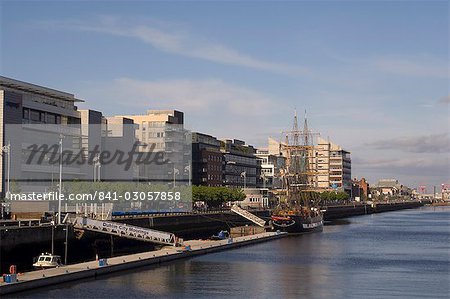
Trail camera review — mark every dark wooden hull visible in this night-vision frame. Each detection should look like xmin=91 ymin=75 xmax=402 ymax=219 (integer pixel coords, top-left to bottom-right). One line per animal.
xmin=272 ymin=214 xmax=323 ymax=234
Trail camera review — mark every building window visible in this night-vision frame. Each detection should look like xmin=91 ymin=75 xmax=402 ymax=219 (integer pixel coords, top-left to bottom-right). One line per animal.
xmin=68 ymin=117 xmax=81 ymax=125
xmin=46 ymin=113 xmax=56 ymax=124
xmin=23 ymin=108 xmax=30 ymax=120
xmin=30 ymin=110 xmax=40 ymax=122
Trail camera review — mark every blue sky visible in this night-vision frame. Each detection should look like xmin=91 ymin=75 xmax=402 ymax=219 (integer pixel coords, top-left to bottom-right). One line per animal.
xmin=1 ymin=0 xmax=449 ymax=189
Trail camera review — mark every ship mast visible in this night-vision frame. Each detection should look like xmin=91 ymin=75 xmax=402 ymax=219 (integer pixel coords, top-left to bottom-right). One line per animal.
xmin=281 ymin=110 xmax=319 ymax=207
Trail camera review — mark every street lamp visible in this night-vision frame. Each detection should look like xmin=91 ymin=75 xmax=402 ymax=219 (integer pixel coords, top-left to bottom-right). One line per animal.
xmin=261 ymin=172 xmax=269 ymax=208
xmin=173 ymin=167 xmax=179 ymax=188
xmin=240 ymin=171 xmax=247 ymax=190
xmin=184 ymin=163 xmax=191 ymax=186
xmin=63 ymin=224 xmax=69 ymax=265
xmin=261 ymin=171 xmax=268 ymax=189
xmin=1 ymin=141 xmax=11 ymax=199
xmin=93 ymin=154 xmax=101 ymax=182
xmin=58 ymin=134 xmax=64 ymax=225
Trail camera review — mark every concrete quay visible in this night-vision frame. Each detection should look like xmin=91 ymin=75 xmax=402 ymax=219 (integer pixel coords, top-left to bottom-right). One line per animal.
xmin=0 ymin=200 xmax=430 ymax=274
xmin=0 ymin=231 xmax=287 ymax=295
xmin=323 ymin=200 xmax=429 ymax=220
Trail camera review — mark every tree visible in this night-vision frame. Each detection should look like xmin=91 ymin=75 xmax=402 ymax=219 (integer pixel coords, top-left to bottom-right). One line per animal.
xmin=192 ymin=186 xmax=245 ymax=208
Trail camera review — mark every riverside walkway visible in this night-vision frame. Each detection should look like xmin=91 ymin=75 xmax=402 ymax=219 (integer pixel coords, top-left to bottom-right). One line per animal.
xmin=0 ymin=231 xmax=287 ymax=295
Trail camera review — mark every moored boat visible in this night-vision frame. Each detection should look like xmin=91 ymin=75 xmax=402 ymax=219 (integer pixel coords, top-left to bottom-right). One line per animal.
xmin=270 ymin=110 xmax=324 ymax=234
xmin=33 ymin=253 xmax=62 ymax=269
xmin=271 ymin=209 xmax=323 ymax=233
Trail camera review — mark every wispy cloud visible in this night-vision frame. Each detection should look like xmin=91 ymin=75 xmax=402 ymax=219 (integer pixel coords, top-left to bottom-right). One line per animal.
xmin=106 ymin=77 xmax=280 ymax=116
xmin=354 ymin=155 xmax=449 ymax=178
xmin=373 ymin=56 xmax=449 ymax=78
xmin=38 ymin=15 xmax=308 ymax=76
xmin=78 ymin=77 xmax=287 ymax=145
xmin=365 ymin=133 xmax=450 ymax=153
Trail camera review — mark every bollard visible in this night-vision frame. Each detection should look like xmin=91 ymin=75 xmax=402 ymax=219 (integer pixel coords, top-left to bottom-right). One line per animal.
xmin=4 ymin=274 xmax=18 ymax=283
xmin=99 ymin=259 xmax=108 ymax=267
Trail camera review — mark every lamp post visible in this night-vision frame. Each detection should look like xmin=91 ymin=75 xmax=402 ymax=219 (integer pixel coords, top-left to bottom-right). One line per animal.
xmin=261 ymin=172 xmax=269 ymax=208
xmin=63 ymin=224 xmax=69 ymax=265
xmin=240 ymin=171 xmax=247 ymax=190
xmin=173 ymin=167 xmax=179 ymax=188
xmin=1 ymin=141 xmax=11 ymax=199
xmin=261 ymin=172 xmax=267 ymax=189
xmin=184 ymin=163 xmax=191 ymax=186
xmin=93 ymin=154 xmax=101 ymax=182
xmin=58 ymin=134 xmax=64 ymax=225
xmin=51 ymin=223 xmax=54 ymax=254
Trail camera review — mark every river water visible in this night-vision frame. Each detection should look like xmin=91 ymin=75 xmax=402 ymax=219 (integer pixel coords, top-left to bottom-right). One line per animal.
xmin=13 ymin=206 xmax=450 ymax=298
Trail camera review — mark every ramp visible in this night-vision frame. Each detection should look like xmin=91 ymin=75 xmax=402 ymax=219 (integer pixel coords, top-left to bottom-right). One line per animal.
xmin=71 ymin=217 xmax=177 ymax=246
xmin=231 ymin=205 xmax=266 ymax=227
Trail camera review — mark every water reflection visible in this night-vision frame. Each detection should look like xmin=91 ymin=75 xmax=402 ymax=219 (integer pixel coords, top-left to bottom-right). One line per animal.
xmin=16 ymin=207 xmax=450 ymax=299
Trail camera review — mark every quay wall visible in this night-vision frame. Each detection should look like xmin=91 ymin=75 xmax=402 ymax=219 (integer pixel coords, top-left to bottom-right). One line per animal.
xmin=1 ymin=201 xmax=428 ymax=273
xmin=0 ymin=232 xmax=287 ymax=295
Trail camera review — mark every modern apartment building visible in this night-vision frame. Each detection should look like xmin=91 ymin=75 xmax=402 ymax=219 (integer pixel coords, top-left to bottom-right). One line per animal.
xmin=316 ymin=137 xmax=352 ymax=193
xmin=267 ymin=136 xmax=351 ymax=193
xmin=221 ymin=139 xmax=257 ymax=188
xmin=0 ymin=76 xmax=83 ymax=196
xmin=102 ymin=116 xmax=136 ymax=181
xmin=192 ymin=132 xmax=223 ymax=187
xmin=0 ymin=77 xmax=138 ymax=198
xmin=255 ymin=149 xmax=286 ymax=189
xmin=118 ymin=110 xmax=190 ymax=185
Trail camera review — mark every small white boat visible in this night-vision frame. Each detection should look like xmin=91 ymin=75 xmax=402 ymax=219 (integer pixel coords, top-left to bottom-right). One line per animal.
xmin=33 ymin=253 xmax=62 ymax=269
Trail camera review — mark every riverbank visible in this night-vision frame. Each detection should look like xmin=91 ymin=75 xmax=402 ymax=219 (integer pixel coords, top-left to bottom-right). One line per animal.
xmin=10 ymin=206 xmax=449 ymax=298
xmin=0 ymin=231 xmax=287 ymax=295
xmin=323 ymin=200 xmax=428 ymax=220
xmin=1 ymin=200 xmax=430 ymax=274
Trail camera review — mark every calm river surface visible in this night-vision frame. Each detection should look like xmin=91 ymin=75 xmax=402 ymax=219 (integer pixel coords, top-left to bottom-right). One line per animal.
xmin=13 ymin=206 xmax=450 ymax=298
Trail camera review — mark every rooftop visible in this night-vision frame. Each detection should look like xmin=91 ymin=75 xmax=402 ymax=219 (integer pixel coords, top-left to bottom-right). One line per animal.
xmin=0 ymin=76 xmax=83 ymax=102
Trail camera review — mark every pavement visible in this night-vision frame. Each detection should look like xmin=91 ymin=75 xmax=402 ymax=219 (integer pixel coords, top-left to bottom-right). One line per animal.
xmin=1 ymin=232 xmax=283 ymax=291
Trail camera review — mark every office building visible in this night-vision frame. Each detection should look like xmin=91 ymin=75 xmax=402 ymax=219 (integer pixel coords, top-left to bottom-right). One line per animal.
xmin=255 ymin=149 xmax=286 ymax=189
xmin=0 ymin=76 xmax=83 ymax=196
xmin=118 ymin=110 xmax=190 ymax=185
xmin=315 ymin=137 xmax=352 ymax=193
xmin=221 ymin=139 xmax=257 ymax=188
xmin=192 ymin=132 xmax=223 ymax=187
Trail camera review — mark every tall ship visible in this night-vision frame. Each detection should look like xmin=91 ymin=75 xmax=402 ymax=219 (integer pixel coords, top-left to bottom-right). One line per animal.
xmin=271 ymin=111 xmax=323 ymax=233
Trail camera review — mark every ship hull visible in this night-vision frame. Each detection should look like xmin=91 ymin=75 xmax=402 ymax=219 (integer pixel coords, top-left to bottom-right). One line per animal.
xmin=272 ymin=214 xmax=323 ymax=234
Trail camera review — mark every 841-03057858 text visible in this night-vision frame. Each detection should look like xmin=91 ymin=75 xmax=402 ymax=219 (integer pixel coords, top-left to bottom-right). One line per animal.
xmin=95 ymin=191 xmax=181 ymax=201
xmin=8 ymin=191 xmax=182 ymax=201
